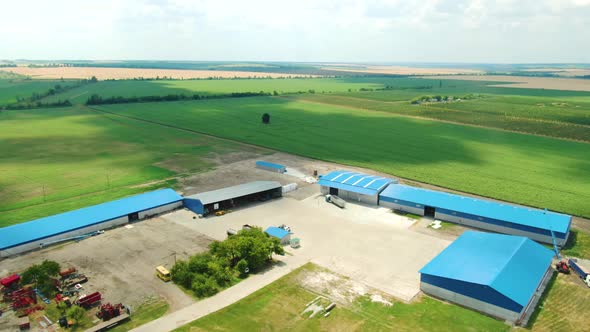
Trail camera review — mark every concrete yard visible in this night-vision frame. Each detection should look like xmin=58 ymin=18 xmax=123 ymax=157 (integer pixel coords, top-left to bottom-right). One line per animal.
xmin=164 ymin=195 xmax=452 ymax=301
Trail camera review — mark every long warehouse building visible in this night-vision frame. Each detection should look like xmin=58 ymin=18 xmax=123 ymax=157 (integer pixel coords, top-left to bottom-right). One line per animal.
xmin=379 ymin=184 xmax=571 ymax=245
xmin=420 ymin=231 xmax=554 ymax=325
xmin=0 ymin=189 xmax=183 ymax=257
xmin=184 ymin=181 xmax=282 ymax=216
xmin=318 ymin=170 xmax=396 ymax=205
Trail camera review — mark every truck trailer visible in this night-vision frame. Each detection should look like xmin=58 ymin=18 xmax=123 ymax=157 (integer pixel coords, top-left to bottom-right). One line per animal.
xmin=568 ymin=258 xmax=590 ymax=287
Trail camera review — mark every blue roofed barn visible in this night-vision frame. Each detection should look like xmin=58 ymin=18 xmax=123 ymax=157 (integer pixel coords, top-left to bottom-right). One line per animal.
xmin=420 ymin=231 xmax=554 ymax=325
xmin=0 ymin=189 xmax=183 ymax=257
xmin=265 ymin=226 xmax=291 ymax=245
xmin=317 ymin=170 xmax=396 ymax=205
xmin=379 ymin=184 xmax=571 ymax=245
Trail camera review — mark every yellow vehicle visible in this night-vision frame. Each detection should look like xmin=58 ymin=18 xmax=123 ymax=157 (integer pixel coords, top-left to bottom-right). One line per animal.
xmin=156 ymin=266 xmax=171 ymax=282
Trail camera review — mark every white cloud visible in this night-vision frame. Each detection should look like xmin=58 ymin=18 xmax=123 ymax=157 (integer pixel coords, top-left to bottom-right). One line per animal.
xmin=0 ymin=0 xmax=588 ymax=62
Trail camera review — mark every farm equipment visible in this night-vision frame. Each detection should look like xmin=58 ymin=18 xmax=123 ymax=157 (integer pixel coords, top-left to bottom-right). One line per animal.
xmin=76 ymin=291 xmax=102 ymax=309
xmin=58 ymin=274 xmax=88 ymax=291
xmin=1 ymin=274 xmax=21 ymax=288
xmin=59 ymin=267 xmax=77 ymax=279
xmin=96 ymin=303 xmax=126 ymax=321
xmin=325 ymin=194 xmax=346 ymax=208
xmin=86 ymin=303 xmax=130 ymax=332
xmin=11 ymin=287 xmax=37 ymax=310
xmin=568 ymin=258 xmax=590 ymax=287
xmin=555 ymin=260 xmax=570 ymax=274
xmin=55 ymin=293 xmax=72 ymax=306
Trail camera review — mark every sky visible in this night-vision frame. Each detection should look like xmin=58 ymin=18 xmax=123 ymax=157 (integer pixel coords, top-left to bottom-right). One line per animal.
xmin=1 ymin=0 xmax=589 ymax=63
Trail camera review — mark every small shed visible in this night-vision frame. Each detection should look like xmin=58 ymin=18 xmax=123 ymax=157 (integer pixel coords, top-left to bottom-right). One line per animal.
xmin=265 ymin=227 xmax=291 ymax=245
xmin=256 ymin=161 xmax=286 ymax=173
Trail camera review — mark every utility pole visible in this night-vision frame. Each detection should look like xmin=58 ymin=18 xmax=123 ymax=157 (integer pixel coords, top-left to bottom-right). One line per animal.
xmin=42 ymin=185 xmax=46 ymax=203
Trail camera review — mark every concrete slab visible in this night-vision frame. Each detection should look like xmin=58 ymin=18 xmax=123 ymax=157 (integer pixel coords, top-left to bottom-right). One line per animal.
xmin=164 ymin=195 xmax=451 ymax=301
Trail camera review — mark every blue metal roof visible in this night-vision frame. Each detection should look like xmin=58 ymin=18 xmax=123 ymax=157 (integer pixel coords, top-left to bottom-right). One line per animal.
xmin=0 ymin=189 xmax=183 ymax=250
xmin=318 ymin=171 xmax=396 ymax=196
xmin=380 ymin=184 xmax=571 ymax=234
xmin=420 ymin=231 xmax=554 ymax=307
xmin=256 ymin=161 xmax=286 ymax=170
xmin=265 ymin=226 xmax=290 ymax=239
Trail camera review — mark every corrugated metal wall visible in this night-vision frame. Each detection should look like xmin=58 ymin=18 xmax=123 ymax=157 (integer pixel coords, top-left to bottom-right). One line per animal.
xmin=421 ymin=274 xmax=523 ymax=312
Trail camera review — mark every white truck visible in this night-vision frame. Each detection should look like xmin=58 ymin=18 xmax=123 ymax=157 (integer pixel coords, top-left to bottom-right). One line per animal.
xmin=325 ymin=194 xmax=346 ymax=209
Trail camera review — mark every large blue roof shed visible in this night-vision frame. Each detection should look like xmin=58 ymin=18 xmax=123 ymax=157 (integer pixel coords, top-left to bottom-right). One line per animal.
xmin=318 ymin=170 xmax=396 ymax=205
xmin=0 ymin=189 xmax=183 ymax=257
xmin=379 ymin=184 xmax=571 ymax=245
xmin=420 ymin=231 xmax=554 ymax=325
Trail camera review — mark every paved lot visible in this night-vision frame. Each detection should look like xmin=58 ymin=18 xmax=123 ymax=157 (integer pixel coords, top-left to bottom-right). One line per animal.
xmin=164 ymin=194 xmax=451 ymax=301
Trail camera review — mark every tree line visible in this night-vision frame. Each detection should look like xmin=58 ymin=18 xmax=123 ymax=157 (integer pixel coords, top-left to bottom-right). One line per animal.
xmin=2 ymin=77 xmax=98 ymax=110
xmin=86 ymin=91 xmax=273 ymax=105
xmin=4 ymin=100 xmax=72 ymax=110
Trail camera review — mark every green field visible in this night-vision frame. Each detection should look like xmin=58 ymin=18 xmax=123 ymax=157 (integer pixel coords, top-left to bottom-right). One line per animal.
xmin=97 ymin=96 xmax=590 ymax=217
xmin=296 ymin=93 xmax=590 ymax=142
xmin=0 ymin=106 xmax=255 ymax=227
xmin=528 ymin=274 xmax=590 ymax=332
xmin=174 ymin=263 xmax=510 ymax=332
xmin=0 ymin=79 xmax=78 ymax=105
xmin=3 ymin=76 xmax=590 ymax=225
xmin=36 ymin=77 xmax=590 ymax=141
xmin=40 ymin=77 xmax=404 ymax=104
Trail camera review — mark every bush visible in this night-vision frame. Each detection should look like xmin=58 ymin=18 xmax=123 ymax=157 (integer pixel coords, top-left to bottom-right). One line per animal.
xmin=192 ymin=276 xmax=218 ymax=298
xmin=67 ymin=305 xmax=86 ymax=323
xmin=171 ymin=261 xmax=192 ymax=289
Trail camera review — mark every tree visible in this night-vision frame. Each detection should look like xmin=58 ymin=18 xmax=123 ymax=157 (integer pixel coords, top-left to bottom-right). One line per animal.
xmin=87 ymin=94 xmax=102 ymax=104
xmin=188 ymin=253 xmax=213 ymax=274
xmin=262 ymin=113 xmax=270 ymax=124
xmin=67 ymin=305 xmax=86 ymax=324
xmin=90 ymin=76 xmax=98 ymax=83
xmin=191 ymin=275 xmax=218 ymax=298
xmin=41 ymin=260 xmax=60 ymax=276
xmin=170 ymin=260 xmax=192 ymax=289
